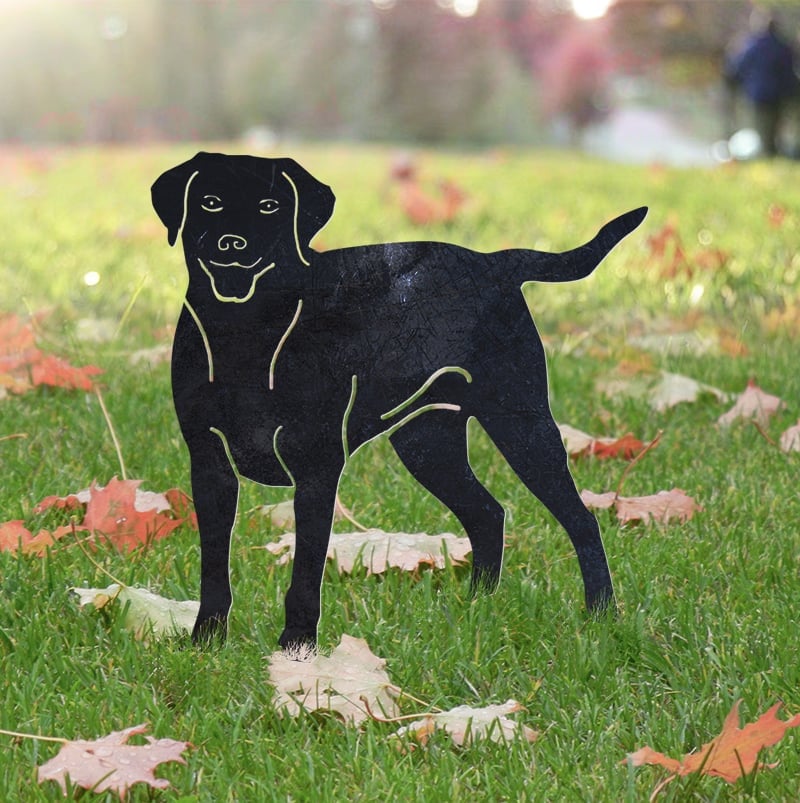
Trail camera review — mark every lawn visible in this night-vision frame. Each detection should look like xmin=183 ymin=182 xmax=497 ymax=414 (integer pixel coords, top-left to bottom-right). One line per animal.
xmin=1 ymin=144 xmax=799 ymax=801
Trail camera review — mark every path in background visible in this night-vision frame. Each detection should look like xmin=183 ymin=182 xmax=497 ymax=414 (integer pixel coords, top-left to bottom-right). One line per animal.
xmin=581 ymin=105 xmax=716 ymax=167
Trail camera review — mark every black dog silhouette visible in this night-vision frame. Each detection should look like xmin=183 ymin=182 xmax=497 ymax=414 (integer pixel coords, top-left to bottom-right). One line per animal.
xmin=152 ymin=152 xmax=646 ymax=649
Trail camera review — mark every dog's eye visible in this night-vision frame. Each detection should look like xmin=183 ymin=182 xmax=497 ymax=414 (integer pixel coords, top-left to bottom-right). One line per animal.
xmin=201 ymin=195 xmax=223 ymax=213
xmin=259 ymin=199 xmax=280 ymax=215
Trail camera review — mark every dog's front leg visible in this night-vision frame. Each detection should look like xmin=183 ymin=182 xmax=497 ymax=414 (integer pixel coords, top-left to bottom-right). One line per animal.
xmin=279 ymin=463 xmax=342 ymax=651
xmin=188 ymin=430 xmax=239 ymax=645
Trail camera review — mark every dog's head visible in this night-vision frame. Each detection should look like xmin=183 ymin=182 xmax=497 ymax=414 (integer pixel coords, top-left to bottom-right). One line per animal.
xmin=152 ymin=152 xmax=335 ymax=302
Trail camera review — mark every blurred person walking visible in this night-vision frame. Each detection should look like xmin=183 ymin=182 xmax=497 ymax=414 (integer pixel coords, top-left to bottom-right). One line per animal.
xmin=724 ymin=11 xmax=800 ymax=157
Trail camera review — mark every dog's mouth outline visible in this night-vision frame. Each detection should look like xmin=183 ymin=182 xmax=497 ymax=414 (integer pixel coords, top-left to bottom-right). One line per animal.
xmin=197 ymin=258 xmax=276 ymax=304
xmin=208 ymin=256 xmax=264 ymax=269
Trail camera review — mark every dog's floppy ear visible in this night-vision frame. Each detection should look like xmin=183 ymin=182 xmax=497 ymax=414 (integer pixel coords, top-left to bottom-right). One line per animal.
xmin=275 ymin=158 xmax=335 ymax=263
xmin=151 ymin=153 xmax=204 ymax=246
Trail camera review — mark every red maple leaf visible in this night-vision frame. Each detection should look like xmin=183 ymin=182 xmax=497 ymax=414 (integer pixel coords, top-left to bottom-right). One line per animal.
xmin=31 ymin=352 xmax=102 ymax=391
xmin=0 ymin=520 xmax=77 ymax=556
xmin=33 ymin=493 xmax=83 ymax=514
xmin=81 ymin=478 xmax=191 ymax=552
xmin=1 ymin=479 xmax=196 ymax=555
xmin=0 ymin=520 xmax=32 ymax=551
xmin=0 ymin=313 xmax=102 ymax=394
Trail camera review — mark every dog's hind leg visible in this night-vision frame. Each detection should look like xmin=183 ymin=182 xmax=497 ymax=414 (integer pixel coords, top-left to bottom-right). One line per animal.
xmin=390 ymin=411 xmax=506 ymax=593
xmin=477 ymin=404 xmax=615 ymax=614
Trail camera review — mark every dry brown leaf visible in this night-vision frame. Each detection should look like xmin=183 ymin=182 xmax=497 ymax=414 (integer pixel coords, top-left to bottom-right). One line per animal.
xmin=265 ymin=529 xmax=471 ymax=575
xmin=626 ymin=700 xmax=800 ymax=789
xmin=128 ymin=344 xmax=172 ymax=368
xmin=267 ymin=634 xmax=401 ymax=725
xmin=260 ymin=496 xmax=361 ymax=531
xmin=649 ymin=372 xmax=729 ymax=412
xmin=779 ymin=420 xmax=800 ymax=453
xmin=581 ymin=488 xmax=701 ymax=525
xmin=596 ymin=369 xmax=729 ymax=412
xmin=71 ymin=584 xmax=200 ymax=639
xmin=558 ymin=423 xmax=595 ymax=454
xmin=717 ymin=379 xmax=786 ymax=427
xmin=628 ymin=331 xmax=718 ymax=358
xmin=392 ymin=700 xmax=538 ymax=749
xmin=37 ymin=723 xmax=190 ymax=799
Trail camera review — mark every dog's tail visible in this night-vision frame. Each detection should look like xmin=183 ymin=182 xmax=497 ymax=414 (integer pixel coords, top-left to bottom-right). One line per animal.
xmin=507 ymin=206 xmax=647 ymax=284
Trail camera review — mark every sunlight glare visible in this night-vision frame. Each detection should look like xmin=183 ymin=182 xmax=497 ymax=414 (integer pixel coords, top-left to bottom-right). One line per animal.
xmin=572 ymin=0 xmax=612 ymax=20
xmin=453 ymin=0 xmax=480 ymax=17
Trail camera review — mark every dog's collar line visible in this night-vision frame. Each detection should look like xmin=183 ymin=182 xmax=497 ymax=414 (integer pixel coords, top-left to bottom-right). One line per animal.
xmin=197 ymin=258 xmax=275 ymax=304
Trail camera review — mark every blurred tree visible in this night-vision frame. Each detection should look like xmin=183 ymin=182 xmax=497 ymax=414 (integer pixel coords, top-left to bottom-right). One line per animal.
xmin=2 ymin=0 xmax=795 ymax=145
xmin=370 ymin=1 xmax=509 ymax=142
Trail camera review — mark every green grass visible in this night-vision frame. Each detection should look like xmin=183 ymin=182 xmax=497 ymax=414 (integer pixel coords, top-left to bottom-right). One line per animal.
xmin=2 ymin=145 xmax=800 ymax=801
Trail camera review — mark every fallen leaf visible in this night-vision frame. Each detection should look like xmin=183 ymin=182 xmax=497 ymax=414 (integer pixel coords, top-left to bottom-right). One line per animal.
xmin=71 ymin=583 xmax=199 ymax=638
xmin=261 ymin=500 xmax=297 ymax=529
xmin=645 ymin=222 xmax=727 ymax=279
xmin=0 ymin=313 xmax=102 ymax=395
xmin=392 ymin=167 xmax=468 ymax=226
xmin=581 ymin=488 xmax=701 ymax=525
xmin=128 ymin=344 xmax=172 ymax=368
xmin=265 ymin=529 xmax=472 ymax=574
xmin=37 ymin=723 xmax=190 ymax=798
xmin=717 ymin=379 xmax=786 ymax=427
xmin=558 ymin=423 xmax=645 ymax=460
xmin=646 ymin=221 xmax=690 ymax=277
xmin=20 ymin=526 xmax=77 ymax=556
xmin=767 ymin=203 xmax=787 ymax=228
xmin=590 ymin=433 xmax=646 ymax=460
xmin=75 ymin=317 xmax=117 ymax=343
xmin=626 ymin=700 xmax=800 ymax=787
xmin=648 ymin=372 xmax=730 ymax=412
xmin=267 ymin=634 xmax=401 ymax=725
xmin=1 ymin=480 xmax=195 ymax=556
xmin=0 ymin=520 xmax=32 ymax=551
xmin=30 ymin=352 xmax=102 ymax=391
xmin=35 ymin=478 xmax=195 ymax=552
xmin=596 ymin=370 xmax=656 ymax=402
xmin=628 ymin=331 xmax=718 ymax=358
xmin=779 ymin=420 xmax=800 ymax=453
xmin=260 ymin=496 xmax=365 ymax=531
xmin=0 ymin=520 xmax=76 ymax=555
xmin=597 ymin=369 xmax=729 ymax=412
xmin=391 ymin=700 xmax=538 ymax=749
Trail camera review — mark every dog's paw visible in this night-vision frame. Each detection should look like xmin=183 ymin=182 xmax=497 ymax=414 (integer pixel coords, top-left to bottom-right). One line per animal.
xmin=278 ymin=628 xmax=317 ymax=658
xmin=191 ymin=613 xmax=228 ymax=647
xmin=585 ymin=586 xmax=617 ymax=618
xmin=469 ymin=565 xmax=501 ymax=596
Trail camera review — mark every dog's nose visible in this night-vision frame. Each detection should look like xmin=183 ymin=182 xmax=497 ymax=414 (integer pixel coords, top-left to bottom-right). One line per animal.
xmin=218 ymin=234 xmax=247 ymax=251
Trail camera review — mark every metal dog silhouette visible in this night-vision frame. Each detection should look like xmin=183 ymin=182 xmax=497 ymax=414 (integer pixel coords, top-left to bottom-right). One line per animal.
xmin=152 ymin=152 xmax=647 ymax=648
